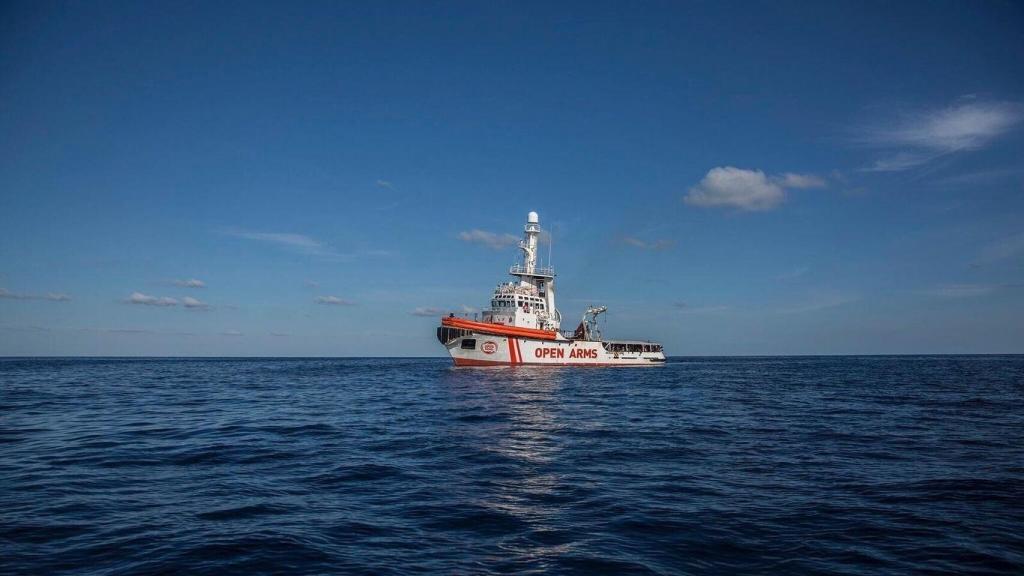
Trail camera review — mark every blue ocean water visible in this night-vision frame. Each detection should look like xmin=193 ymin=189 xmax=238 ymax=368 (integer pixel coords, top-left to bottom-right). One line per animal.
xmin=1 ymin=356 xmax=1022 ymax=575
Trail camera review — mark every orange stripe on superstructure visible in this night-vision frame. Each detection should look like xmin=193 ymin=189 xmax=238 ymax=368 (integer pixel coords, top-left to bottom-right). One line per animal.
xmin=441 ymin=317 xmax=558 ymax=341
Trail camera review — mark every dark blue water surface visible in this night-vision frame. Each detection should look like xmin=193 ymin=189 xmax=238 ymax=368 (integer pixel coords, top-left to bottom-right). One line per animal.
xmin=2 ymin=356 xmax=1023 ymax=575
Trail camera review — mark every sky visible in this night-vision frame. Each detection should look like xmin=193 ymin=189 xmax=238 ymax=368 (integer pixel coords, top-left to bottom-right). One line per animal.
xmin=1 ymin=1 xmax=1023 ymax=356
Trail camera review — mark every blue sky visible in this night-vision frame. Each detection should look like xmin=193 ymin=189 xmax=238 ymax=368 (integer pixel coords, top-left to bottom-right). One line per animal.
xmin=2 ymin=1 xmax=1023 ymax=356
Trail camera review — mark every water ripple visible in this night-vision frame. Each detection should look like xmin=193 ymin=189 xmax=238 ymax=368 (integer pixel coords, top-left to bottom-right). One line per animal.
xmin=1 ymin=356 xmax=1023 ymax=574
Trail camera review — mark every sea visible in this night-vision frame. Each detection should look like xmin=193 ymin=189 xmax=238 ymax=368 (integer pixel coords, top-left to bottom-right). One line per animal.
xmin=1 ymin=356 xmax=1022 ymax=575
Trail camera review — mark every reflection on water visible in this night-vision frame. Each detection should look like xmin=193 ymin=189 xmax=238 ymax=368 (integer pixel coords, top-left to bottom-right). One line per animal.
xmin=440 ymin=367 xmax=576 ymax=558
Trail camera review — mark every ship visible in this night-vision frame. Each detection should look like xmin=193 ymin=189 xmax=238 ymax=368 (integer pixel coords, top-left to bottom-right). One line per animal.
xmin=437 ymin=211 xmax=666 ymax=366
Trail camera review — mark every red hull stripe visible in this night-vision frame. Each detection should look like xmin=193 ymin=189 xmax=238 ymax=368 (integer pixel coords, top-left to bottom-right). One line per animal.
xmin=507 ymin=338 xmax=517 ymax=364
xmin=514 ymin=338 xmax=522 ymax=363
xmin=452 ymin=358 xmax=663 ymax=367
xmin=441 ymin=317 xmax=558 ymax=341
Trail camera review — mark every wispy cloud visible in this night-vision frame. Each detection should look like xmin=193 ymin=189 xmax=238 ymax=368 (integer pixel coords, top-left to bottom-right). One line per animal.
xmin=685 ymin=167 xmax=827 ymax=211
xmin=220 ymin=330 xmax=243 ymax=336
xmin=857 ymin=99 xmax=1024 ymax=172
xmin=224 ymin=229 xmax=394 ymax=261
xmin=776 ymin=291 xmax=859 ymax=314
xmin=125 ymin=292 xmax=178 ymax=307
xmin=776 ymin=173 xmax=827 ymax=189
xmin=96 ymin=328 xmax=196 ymax=336
xmin=622 ymin=237 xmax=674 ymax=250
xmin=226 ymin=230 xmax=330 ymax=253
xmin=461 ymin=304 xmax=480 ymax=314
xmin=975 ymin=231 xmax=1024 ymax=266
xmin=924 ymin=284 xmax=995 ymax=298
xmin=315 ymin=295 xmax=355 ymax=306
xmin=0 ymin=288 xmax=71 ymax=302
xmin=304 ymin=280 xmax=320 ymax=288
xmin=457 ymin=229 xmax=520 ymax=250
xmin=411 ymin=306 xmax=445 ymax=317
xmin=674 ymin=302 xmax=731 ymax=314
xmin=775 ymin=266 xmax=809 ymax=281
xmin=376 ymin=179 xmax=394 ymax=189
xmin=0 ymin=324 xmax=52 ymax=332
xmin=172 ymin=278 xmax=206 ymax=288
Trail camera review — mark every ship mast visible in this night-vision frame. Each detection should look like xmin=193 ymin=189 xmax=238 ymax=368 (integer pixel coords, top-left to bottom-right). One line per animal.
xmin=520 ymin=211 xmax=540 ymax=277
xmin=509 ymin=211 xmax=560 ymax=332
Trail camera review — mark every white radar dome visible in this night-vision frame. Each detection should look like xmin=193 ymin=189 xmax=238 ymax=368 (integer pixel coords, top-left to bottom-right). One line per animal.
xmin=527 ymin=211 xmax=539 ymax=223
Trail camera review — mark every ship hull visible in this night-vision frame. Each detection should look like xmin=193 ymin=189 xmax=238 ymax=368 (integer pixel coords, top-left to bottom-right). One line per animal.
xmin=444 ymin=331 xmax=665 ymax=367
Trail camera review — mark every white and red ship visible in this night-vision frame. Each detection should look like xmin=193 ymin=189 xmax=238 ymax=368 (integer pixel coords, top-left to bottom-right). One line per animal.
xmin=437 ymin=212 xmax=666 ymax=366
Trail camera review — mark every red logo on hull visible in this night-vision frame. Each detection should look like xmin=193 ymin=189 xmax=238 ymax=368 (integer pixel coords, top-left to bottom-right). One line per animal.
xmin=481 ymin=341 xmax=498 ymax=354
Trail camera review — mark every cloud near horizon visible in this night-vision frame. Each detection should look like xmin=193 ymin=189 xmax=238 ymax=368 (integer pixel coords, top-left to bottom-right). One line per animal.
xmin=685 ymin=167 xmax=826 ymax=211
xmin=457 ymin=229 xmax=520 ymax=250
xmin=411 ymin=306 xmax=446 ymax=317
xmin=182 ymin=296 xmax=211 ymax=310
xmin=125 ymin=292 xmax=178 ymax=306
xmin=0 ymin=288 xmax=71 ymax=302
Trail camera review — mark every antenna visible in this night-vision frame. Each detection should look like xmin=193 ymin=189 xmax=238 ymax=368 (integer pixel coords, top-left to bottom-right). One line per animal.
xmin=547 ymin=223 xmax=553 ymax=268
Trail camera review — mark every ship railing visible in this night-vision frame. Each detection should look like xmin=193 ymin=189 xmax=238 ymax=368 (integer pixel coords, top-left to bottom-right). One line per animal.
xmin=441 ymin=312 xmax=481 ymax=321
xmin=509 ymin=264 xmax=555 ymax=277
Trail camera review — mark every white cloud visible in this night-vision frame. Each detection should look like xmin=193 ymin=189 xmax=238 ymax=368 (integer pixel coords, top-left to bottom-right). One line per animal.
xmin=125 ymin=292 xmax=178 ymax=306
xmin=622 ymin=237 xmax=674 ymax=250
xmin=315 ymin=295 xmax=355 ymax=306
xmin=376 ymin=179 xmax=394 ymax=189
xmin=685 ymin=167 xmax=829 ymax=210
xmin=0 ymin=288 xmax=71 ymax=301
xmin=173 ymin=278 xmax=206 ymax=288
xmin=411 ymin=306 xmax=446 ymax=317
xmin=858 ymin=100 xmax=1024 ymax=171
xmin=457 ymin=229 xmax=520 ymax=250
xmin=220 ymin=330 xmax=243 ymax=336
xmin=685 ymin=167 xmax=786 ymax=211
xmin=182 ymin=296 xmax=210 ymax=310
xmin=461 ymin=304 xmax=480 ymax=314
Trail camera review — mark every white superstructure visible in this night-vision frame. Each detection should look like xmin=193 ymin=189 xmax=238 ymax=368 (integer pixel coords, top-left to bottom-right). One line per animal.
xmin=437 ymin=212 xmax=666 ymax=366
